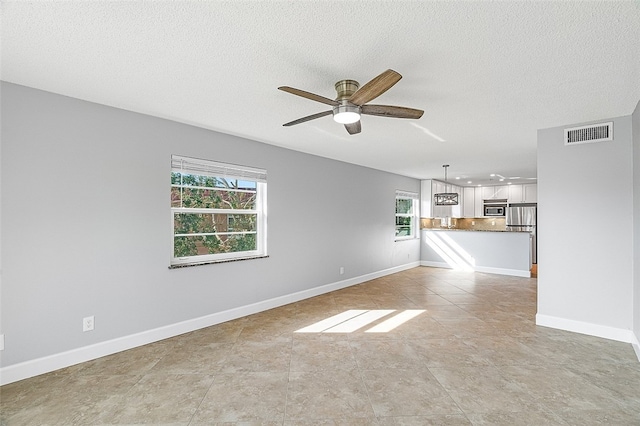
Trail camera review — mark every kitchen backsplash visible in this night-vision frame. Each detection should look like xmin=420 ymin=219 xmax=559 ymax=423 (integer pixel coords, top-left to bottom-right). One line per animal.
xmin=420 ymin=217 xmax=506 ymax=231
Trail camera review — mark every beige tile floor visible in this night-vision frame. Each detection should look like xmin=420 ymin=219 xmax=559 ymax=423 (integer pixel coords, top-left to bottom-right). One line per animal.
xmin=2 ymin=267 xmax=639 ymax=425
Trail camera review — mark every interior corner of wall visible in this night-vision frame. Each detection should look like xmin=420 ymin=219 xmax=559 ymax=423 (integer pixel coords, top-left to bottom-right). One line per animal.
xmin=632 ymin=332 xmax=640 ymax=362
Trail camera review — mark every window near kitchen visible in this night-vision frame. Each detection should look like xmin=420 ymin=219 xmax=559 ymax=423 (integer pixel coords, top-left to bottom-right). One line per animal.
xmin=170 ymin=155 xmax=267 ymax=267
xmin=395 ymin=190 xmax=419 ymax=240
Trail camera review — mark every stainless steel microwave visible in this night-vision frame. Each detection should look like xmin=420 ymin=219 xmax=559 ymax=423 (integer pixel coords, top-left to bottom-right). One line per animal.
xmin=484 ymin=205 xmax=506 ymax=216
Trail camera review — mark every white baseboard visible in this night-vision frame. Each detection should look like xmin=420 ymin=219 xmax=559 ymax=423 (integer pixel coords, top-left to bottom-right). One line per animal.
xmin=0 ymin=262 xmax=419 ymax=386
xmin=420 ymin=260 xmax=454 ymax=268
xmin=536 ymin=314 xmax=638 ymax=346
xmin=420 ymin=260 xmax=530 ymax=278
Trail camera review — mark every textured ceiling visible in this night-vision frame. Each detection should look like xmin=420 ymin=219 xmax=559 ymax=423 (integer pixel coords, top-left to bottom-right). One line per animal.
xmin=2 ymin=1 xmax=639 ymax=185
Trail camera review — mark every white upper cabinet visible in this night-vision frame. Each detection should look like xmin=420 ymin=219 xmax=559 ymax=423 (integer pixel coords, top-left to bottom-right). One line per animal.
xmin=463 ymin=187 xmax=475 ymax=217
xmin=523 ymin=184 xmax=537 ymax=203
xmin=481 ymin=186 xmax=493 ymax=200
xmin=508 ymin=184 xmax=523 ymax=203
xmin=507 ymin=183 xmax=537 ymax=203
xmin=495 ymin=185 xmax=509 ymax=199
xmin=450 ymin=186 xmax=462 ymax=218
xmin=482 ymin=185 xmax=509 ymax=200
xmin=474 ymin=187 xmax=483 ymax=217
xmin=433 ymin=180 xmax=447 ymax=194
xmin=420 ymin=179 xmax=433 ymax=218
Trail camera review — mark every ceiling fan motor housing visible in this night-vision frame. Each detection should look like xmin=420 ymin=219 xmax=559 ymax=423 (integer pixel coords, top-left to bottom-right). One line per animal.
xmin=334 ymin=79 xmax=359 ymax=100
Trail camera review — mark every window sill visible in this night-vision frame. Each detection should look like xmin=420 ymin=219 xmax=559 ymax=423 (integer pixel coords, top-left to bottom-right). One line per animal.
xmin=395 ymin=237 xmax=419 ymax=242
xmin=169 ymin=255 xmax=269 ymax=269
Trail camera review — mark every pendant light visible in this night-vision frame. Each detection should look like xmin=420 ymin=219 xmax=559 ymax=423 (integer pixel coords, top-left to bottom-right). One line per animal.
xmin=434 ymin=164 xmax=459 ymax=206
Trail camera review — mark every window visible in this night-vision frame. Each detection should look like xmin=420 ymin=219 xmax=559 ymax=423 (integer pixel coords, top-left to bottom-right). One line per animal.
xmin=170 ymin=155 xmax=267 ymax=266
xmin=395 ymin=191 xmax=418 ymax=240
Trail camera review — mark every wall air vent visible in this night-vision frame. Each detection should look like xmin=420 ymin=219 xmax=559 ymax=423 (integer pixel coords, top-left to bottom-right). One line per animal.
xmin=564 ymin=122 xmax=613 ymax=146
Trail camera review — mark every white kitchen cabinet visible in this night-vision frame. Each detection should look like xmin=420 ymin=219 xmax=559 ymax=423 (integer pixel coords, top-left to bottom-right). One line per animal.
xmin=446 ymin=182 xmax=462 ymax=218
xmin=463 ymin=187 xmax=475 ymax=217
xmin=481 ymin=185 xmax=509 ymax=200
xmin=508 ymin=184 xmax=523 ymax=203
xmin=451 ymin=188 xmax=462 ymax=218
xmin=474 ymin=187 xmax=483 ymax=217
xmin=481 ymin=186 xmax=493 ymax=200
xmin=494 ymin=185 xmax=509 ymax=200
xmin=507 ymin=183 xmax=537 ymax=203
xmin=523 ymin=184 xmax=537 ymax=203
xmin=420 ymin=179 xmax=433 ymax=218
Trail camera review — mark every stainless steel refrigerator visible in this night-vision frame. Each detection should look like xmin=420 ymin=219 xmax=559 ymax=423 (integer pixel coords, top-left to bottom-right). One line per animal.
xmin=506 ymin=203 xmax=537 ymax=264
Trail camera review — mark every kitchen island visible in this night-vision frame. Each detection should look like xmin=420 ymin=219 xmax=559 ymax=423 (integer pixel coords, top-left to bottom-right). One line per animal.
xmin=421 ymin=229 xmax=532 ymax=277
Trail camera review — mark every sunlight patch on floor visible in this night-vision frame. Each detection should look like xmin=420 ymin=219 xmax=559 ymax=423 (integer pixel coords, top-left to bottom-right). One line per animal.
xmin=366 ymin=309 xmax=425 ymax=333
xmin=295 ymin=309 xmax=426 ymax=333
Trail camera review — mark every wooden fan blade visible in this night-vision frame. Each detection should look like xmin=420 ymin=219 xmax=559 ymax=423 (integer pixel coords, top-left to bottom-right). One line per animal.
xmin=283 ymin=110 xmax=332 ymax=126
xmin=344 ymin=121 xmax=361 ymax=135
xmin=348 ymin=69 xmax=402 ymax=106
xmin=278 ymin=86 xmax=339 ymax=107
xmin=361 ymin=104 xmax=424 ymax=119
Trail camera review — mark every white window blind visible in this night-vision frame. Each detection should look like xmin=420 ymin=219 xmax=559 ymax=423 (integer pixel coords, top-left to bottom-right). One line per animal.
xmin=396 ymin=190 xmax=418 ymax=200
xmin=171 ymin=155 xmax=267 ymax=183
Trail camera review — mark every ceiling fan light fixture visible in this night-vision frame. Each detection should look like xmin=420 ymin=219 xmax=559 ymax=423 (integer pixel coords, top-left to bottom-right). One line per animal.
xmin=333 ymin=104 xmax=361 ymax=124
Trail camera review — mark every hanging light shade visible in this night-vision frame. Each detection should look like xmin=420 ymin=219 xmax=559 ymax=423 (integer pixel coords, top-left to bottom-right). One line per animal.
xmin=434 ymin=164 xmax=459 ymax=206
xmin=434 ymin=192 xmax=459 ymax=205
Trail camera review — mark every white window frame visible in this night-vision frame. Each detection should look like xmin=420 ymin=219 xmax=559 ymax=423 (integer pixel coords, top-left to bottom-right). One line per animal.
xmin=395 ymin=190 xmax=419 ymax=241
xmin=170 ymin=155 xmax=267 ymax=267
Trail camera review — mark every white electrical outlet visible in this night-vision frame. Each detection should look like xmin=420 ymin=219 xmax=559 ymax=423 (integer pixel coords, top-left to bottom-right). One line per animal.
xmin=339 ymin=266 xmax=344 ymax=275
xmin=83 ymin=316 xmax=95 ymax=332
xmin=0 ymin=334 xmax=5 ymax=351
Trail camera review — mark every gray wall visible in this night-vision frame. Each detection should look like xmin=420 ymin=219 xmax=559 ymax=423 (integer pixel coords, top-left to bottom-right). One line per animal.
xmin=537 ymin=115 xmax=634 ymax=334
xmin=0 ymin=82 xmax=420 ymax=369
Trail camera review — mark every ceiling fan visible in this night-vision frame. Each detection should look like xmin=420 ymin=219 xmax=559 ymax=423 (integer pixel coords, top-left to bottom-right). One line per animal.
xmin=278 ymin=69 xmax=424 ymax=135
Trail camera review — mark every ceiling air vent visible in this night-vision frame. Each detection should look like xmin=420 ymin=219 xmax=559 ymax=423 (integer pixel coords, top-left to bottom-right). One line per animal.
xmin=564 ymin=122 xmax=613 ymax=146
